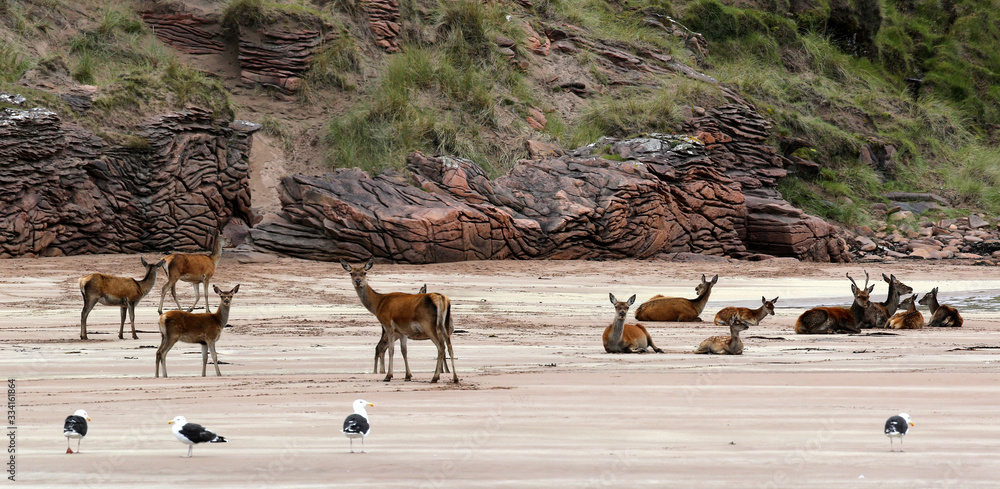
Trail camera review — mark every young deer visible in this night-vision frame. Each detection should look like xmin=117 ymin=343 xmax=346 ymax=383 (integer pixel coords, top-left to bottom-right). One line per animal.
xmin=342 ymin=259 xmax=457 ymax=383
xmin=695 ymin=315 xmax=751 ymax=355
xmin=918 ymin=287 xmax=963 ymax=327
xmin=158 ymin=231 xmax=226 ymax=314
xmin=634 ymin=274 xmax=719 ymax=322
xmin=79 ymin=257 xmax=165 ymax=340
xmin=372 ymin=284 xmax=450 ymax=375
xmin=714 ymin=296 xmax=778 ymax=326
xmin=860 ymin=274 xmax=913 ymax=329
xmin=794 ymin=271 xmax=874 ymax=334
xmin=887 ymin=295 xmax=923 ymax=329
xmin=603 ymin=293 xmax=664 ymax=354
xmin=155 ymin=284 xmax=239 ymax=378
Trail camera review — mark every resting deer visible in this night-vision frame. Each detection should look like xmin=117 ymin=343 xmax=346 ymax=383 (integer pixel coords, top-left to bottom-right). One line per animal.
xmin=155 ymin=284 xmax=239 ymax=378
xmin=695 ymin=315 xmax=751 ymax=355
xmin=714 ymin=296 xmax=778 ymax=326
xmin=372 ymin=284 xmax=450 ymax=375
xmin=603 ymin=293 xmax=664 ymax=353
xmin=158 ymin=231 xmax=226 ymax=314
xmin=918 ymin=287 xmax=963 ymax=327
xmin=860 ymin=274 xmax=913 ymax=329
xmin=342 ymin=259 xmax=457 ymax=383
xmin=794 ymin=271 xmax=874 ymax=334
xmin=634 ymin=274 xmax=718 ymax=322
xmin=79 ymin=257 xmax=165 ymax=340
xmin=887 ymin=295 xmax=923 ymax=330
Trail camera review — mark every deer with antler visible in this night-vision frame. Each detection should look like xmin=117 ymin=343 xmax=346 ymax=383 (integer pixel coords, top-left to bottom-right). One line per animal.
xmin=794 ymin=271 xmax=874 ymax=334
xmin=714 ymin=296 xmax=778 ymax=327
xmin=860 ymin=274 xmax=913 ymax=329
xmin=603 ymin=293 xmax=664 ymax=354
xmin=634 ymin=274 xmax=718 ymax=322
xmin=342 ymin=259 xmax=457 ymax=383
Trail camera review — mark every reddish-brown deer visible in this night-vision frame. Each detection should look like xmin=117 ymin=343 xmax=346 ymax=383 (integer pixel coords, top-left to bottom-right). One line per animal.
xmin=79 ymin=257 xmax=165 ymax=340
xmin=603 ymin=293 xmax=664 ymax=354
xmin=342 ymin=259 xmax=457 ymax=383
xmin=155 ymin=284 xmax=239 ymax=378
xmin=714 ymin=296 xmax=778 ymax=326
xmin=695 ymin=315 xmax=751 ymax=355
xmin=887 ymin=294 xmax=923 ymax=329
xmin=918 ymin=287 xmax=963 ymax=327
xmin=794 ymin=271 xmax=873 ymax=334
xmin=372 ymin=284 xmax=450 ymax=375
xmin=860 ymin=274 xmax=913 ymax=329
xmin=158 ymin=231 xmax=226 ymax=314
xmin=634 ymin=274 xmax=718 ymax=322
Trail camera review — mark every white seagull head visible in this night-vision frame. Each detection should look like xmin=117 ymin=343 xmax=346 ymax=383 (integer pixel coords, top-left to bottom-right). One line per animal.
xmin=73 ymin=409 xmax=91 ymax=421
xmin=898 ymin=413 xmax=914 ymax=427
xmin=353 ymin=399 xmax=374 ymax=416
xmin=169 ymin=416 xmax=187 ymax=426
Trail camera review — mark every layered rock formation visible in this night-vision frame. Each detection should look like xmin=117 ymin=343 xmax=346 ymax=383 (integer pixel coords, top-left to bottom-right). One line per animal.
xmin=140 ymin=12 xmax=225 ymax=55
xmin=250 ymin=100 xmax=850 ymax=263
xmin=0 ymin=107 xmax=256 ymax=257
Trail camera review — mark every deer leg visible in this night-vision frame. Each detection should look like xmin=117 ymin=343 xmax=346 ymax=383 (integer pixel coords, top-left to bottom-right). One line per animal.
xmin=445 ymin=335 xmax=458 ymax=383
xmin=400 ymin=335 xmax=412 ymax=381
xmin=209 ymin=341 xmax=222 ymax=376
xmin=156 ymin=337 xmax=178 ymax=378
xmin=201 ymin=279 xmax=211 ymax=313
xmin=201 ymin=343 xmax=209 ymax=377
xmin=80 ymin=296 xmax=99 ymax=340
xmin=118 ymin=303 xmax=128 ymax=339
xmin=170 ymin=283 xmax=183 ymax=312
xmin=158 ymin=280 xmax=172 ymax=314
xmin=128 ymin=303 xmax=138 ymax=339
xmin=373 ymin=330 xmax=387 ymax=374
xmin=383 ymin=325 xmax=394 ymax=382
xmin=188 ymin=282 xmax=202 ymax=312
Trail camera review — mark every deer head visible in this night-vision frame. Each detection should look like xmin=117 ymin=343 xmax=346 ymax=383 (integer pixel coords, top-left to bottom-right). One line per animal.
xmin=340 ymin=258 xmax=374 ymax=289
xmin=761 ymin=296 xmax=778 ymax=316
xmin=696 ymin=274 xmax=719 ymax=296
xmin=847 ymin=271 xmax=874 ymax=307
xmin=609 ymin=293 xmax=636 ymax=320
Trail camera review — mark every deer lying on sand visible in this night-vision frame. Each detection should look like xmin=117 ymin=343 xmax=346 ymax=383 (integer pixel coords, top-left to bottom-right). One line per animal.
xmin=342 ymin=259 xmax=457 ymax=383
xmin=695 ymin=315 xmax=751 ymax=355
xmin=603 ymin=294 xmax=663 ymax=354
xmin=634 ymin=274 xmax=718 ymax=322
xmin=861 ymin=274 xmax=913 ymax=329
xmin=794 ymin=271 xmax=873 ymax=334
xmin=79 ymin=257 xmax=165 ymax=340
xmin=158 ymin=231 xmax=226 ymax=314
xmin=155 ymin=284 xmax=239 ymax=378
xmin=714 ymin=296 xmax=778 ymax=326
xmin=918 ymin=287 xmax=963 ymax=327
xmin=886 ymin=295 xmax=923 ymax=329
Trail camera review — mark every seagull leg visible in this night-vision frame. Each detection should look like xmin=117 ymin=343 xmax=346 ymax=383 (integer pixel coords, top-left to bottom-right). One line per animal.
xmin=361 ymin=437 xmax=365 ymax=454
xmin=349 ymin=438 xmax=354 ymax=453
xmin=66 ymin=438 xmax=73 ymax=454
xmin=77 ymin=438 xmax=82 ymax=453
xmin=889 ymin=438 xmax=894 ymax=451
xmin=186 ymin=445 xmax=193 ymax=457
xmin=899 ymin=437 xmax=904 ymax=452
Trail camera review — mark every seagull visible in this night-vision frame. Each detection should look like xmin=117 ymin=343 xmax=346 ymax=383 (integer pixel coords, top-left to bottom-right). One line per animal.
xmin=884 ymin=413 xmax=914 ymax=451
xmin=342 ymin=399 xmax=374 ymax=453
xmin=169 ymin=416 xmax=228 ymax=457
xmin=63 ymin=410 xmax=90 ymax=454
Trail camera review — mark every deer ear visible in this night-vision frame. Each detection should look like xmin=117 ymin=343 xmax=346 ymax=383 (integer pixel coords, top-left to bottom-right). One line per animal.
xmin=213 ymin=285 xmax=221 ymax=294
xmin=761 ymin=296 xmax=766 ymax=303
xmin=772 ymin=297 xmax=779 ymax=303
xmin=609 ymin=293 xmax=617 ymax=305
xmin=364 ymin=258 xmax=374 ymax=270
xmin=711 ymin=275 xmax=718 ymax=284
xmin=867 ymin=284 xmax=875 ymax=293
xmin=700 ymin=274 xmax=706 ymax=282
xmin=141 ymin=257 xmax=148 ymax=267
xmin=340 ymin=259 xmax=351 ymax=272
xmin=628 ymin=294 xmax=636 ymax=305
xmin=232 ymin=284 xmax=240 ymax=294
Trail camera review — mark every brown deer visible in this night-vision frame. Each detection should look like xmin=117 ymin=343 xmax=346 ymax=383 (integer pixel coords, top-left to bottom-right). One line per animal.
xmin=695 ymin=315 xmax=751 ymax=354
xmin=158 ymin=231 xmax=226 ymax=314
xmin=155 ymin=284 xmax=239 ymax=378
xmin=79 ymin=257 xmax=165 ymax=340
xmin=603 ymin=294 xmax=664 ymax=353
xmin=794 ymin=271 xmax=874 ymax=334
xmin=918 ymin=287 xmax=963 ymax=327
xmin=372 ymin=284 xmax=450 ymax=375
xmin=887 ymin=295 xmax=923 ymax=329
xmin=714 ymin=296 xmax=778 ymax=326
xmin=341 ymin=259 xmax=457 ymax=383
xmin=860 ymin=274 xmax=913 ymax=329
xmin=634 ymin=274 xmax=718 ymax=322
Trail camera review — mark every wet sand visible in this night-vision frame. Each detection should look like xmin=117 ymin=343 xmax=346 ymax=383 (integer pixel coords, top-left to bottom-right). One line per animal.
xmin=2 ymin=255 xmax=999 ymax=487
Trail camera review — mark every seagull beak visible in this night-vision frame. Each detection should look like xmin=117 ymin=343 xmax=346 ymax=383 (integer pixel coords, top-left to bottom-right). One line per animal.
xmin=910 ymin=422 xmax=915 ymax=426
xmin=368 ymin=403 xmax=374 ymax=407
xmin=168 ymin=421 xmax=174 ymax=425
xmin=87 ymin=418 xmax=92 ymax=421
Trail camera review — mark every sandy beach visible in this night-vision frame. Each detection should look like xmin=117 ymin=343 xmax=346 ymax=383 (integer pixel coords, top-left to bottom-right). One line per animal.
xmin=2 ymin=254 xmax=999 ymax=488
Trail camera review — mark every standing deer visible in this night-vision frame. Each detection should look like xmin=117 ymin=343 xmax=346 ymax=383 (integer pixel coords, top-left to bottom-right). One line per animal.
xmin=79 ymin=257 xmax=165 ymax=340
xmin=158 ymin=231 xmax=226 ymax=314
xmin=714 ymin=296 xmax=778 ymax=326
xmin=341 ymin=259 xmax=457 ymax=383
xmin=603 ymin=293 xmax=664 ymax=353
xmin=695 ymin=315 xmax=751 ymax=355
xmin=887 ymin=295 xmax=923 ymax=329
xmin=794 ymin=271 xmax=874 ymax=334
xmin=860 ymin=274 xmax=913 ymax=329
xmin=634 ymin=274 xmax=719 ymax=322
xmin=372 ymin=284 xmax=450 ymax=375
xmin=918 ymin=287 xmax=963 ymax=327
xmin=155 ymin=284 xmax=239 ymax=378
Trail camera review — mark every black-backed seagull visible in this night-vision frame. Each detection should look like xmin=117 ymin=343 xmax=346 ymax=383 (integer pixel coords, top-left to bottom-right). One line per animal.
xmin=63 ymin=409 xmax=90 ymax=454
xmin=884 ymin=413 xmax=914 ymax=451
xmin=342 ymin=399 xmax=374 ymax=453
xmin=169 ymin=415 xmax=228 ymax=457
